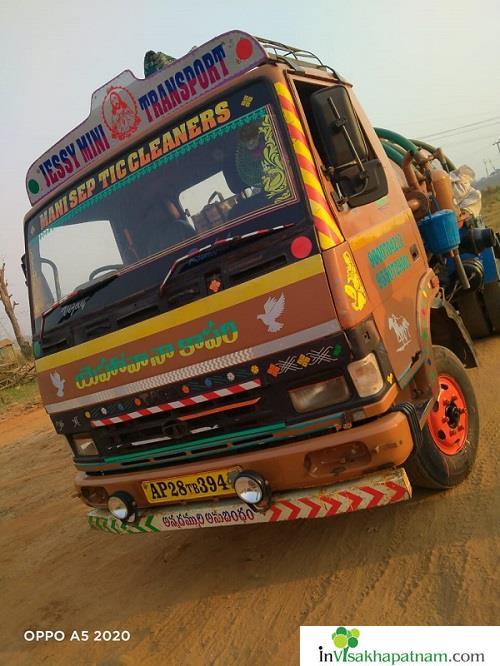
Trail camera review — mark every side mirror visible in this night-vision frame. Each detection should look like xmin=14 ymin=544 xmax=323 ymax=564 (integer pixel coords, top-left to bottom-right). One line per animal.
xmin=310 ymin=86 xmax=388 ymax=207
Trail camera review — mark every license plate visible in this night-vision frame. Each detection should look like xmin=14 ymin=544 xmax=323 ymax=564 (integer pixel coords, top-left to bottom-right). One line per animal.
xmin=142 ymin=467 xmax=241 ymax=504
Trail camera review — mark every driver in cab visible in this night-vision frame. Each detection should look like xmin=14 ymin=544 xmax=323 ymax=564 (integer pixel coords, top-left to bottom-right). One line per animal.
xmin=140 ymin=182 xmax=196 ymax=257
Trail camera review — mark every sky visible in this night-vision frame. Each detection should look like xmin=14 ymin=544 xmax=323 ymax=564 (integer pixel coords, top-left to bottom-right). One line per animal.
xmin=1 ymin=0 xmax=499 ymax=339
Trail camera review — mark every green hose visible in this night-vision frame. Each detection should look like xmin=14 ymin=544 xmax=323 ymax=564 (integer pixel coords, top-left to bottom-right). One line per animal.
xmin=390 ymin=141 xmax=406 ymax=154
xmin=382 ymin=140 xmax=406 ymax=157
xmin=374 ymin=128 xmax=419 ymax=155
xmin=411 ymin=138 xmax=456 ymax=171
xmin=381 ymin=141 xmax=404 ymax=166
xmin=376 ymin=128 xmax=457 ymax=174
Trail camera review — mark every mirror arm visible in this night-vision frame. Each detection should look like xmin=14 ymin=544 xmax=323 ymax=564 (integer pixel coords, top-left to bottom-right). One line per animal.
xmin=345 ymin=176 xmax=371 ymax=201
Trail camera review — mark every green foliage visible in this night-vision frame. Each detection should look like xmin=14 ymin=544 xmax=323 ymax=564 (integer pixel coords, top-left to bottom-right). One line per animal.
xmin=482 ymin=186 xmax=500 ymax=231
xmin=0 ymin=379 xmax=40 ymax=413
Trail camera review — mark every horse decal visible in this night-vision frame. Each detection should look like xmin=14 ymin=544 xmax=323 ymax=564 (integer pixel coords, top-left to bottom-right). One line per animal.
xmin=388 ymin=314 xmax=411 ymax=352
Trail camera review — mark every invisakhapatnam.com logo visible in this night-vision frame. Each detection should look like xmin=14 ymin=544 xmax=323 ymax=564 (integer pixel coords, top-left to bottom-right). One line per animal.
xmin=319 ymin=627 xmax=361 ymax=662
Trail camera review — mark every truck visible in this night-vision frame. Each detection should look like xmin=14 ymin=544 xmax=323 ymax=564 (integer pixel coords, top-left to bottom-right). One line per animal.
xmin=23 ymin=31 xmax=494 ymax=535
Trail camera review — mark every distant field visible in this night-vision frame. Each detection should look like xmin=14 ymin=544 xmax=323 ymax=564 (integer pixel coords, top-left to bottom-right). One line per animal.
xmin=482 ymin=186 xmax=500 ymax=231
xmin=0 ymin=378 xmax=40 ymax=414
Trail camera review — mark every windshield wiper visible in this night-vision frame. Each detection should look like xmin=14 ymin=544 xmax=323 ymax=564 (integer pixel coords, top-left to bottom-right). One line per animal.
xmin=41 ymin=270 xmax=120 ymax=320
xmin=159 ymin=224 xmax=294 ymax=295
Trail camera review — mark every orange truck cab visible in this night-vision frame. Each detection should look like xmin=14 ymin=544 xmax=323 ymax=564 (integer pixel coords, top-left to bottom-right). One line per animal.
xmin=23 ymin=32 xmax=479 ymax=534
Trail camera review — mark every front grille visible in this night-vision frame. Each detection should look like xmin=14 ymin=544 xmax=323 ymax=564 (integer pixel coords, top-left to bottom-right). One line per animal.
xmin=93 ymin=391 xmax=275 ymax=458
xmin=72 ymin=331 xmax=372 ymax=475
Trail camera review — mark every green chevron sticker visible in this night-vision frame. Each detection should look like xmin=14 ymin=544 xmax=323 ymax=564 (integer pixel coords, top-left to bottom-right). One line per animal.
xmin=129 ymin=522 xmax=148 ymax=533
xmin=109 ymin=517 xmax=120 ymax=534
xmin=87 ymin=510 xmax=159 ymax=534
xmin=144 ymin=514 xmax=160 ymax=532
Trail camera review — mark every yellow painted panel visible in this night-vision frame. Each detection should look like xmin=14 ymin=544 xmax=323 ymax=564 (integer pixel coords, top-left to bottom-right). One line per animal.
xmin=282 ymin=108 xmax=304 ymax=133
xmin=36 ymin=255 xmax=325 ymax=373
xmin=349 ymin=211 xmax=410 ymax=250
xmin=317 ymin=230 xmax=335 ymax=250
xmin=300 ymin=168 xmax=325 ymax=197
xmin=274 ymin=81 xmax=294 ymax=103
xmin=292 ymin=138 xmax=315 ymax=163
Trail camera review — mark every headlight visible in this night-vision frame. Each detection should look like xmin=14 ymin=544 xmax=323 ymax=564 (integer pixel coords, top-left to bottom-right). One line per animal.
xmin=289 ymin=376 xmax=350 ymax=413
xmin=234 ymin=474 xmax=264 ymax=504
xmin=107 ymin=492 xmax=137 ymax=523
xmin=233 ymin=471 xmax=271 ymax=512
xmin=72 ymin=435 xmax=98 ymax=456
xmin=347 ymin=353 xmax=384 ymax=397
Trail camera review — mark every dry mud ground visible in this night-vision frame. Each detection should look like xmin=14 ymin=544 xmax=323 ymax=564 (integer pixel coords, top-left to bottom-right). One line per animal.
xmin=0 ymin=339 xmax=499 ymax=665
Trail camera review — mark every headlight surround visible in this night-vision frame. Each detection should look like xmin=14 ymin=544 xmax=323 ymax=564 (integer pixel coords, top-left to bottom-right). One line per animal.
xmin=347 ymin=353 xmax=384 ymax=397
xmin=107 ymin=492 xmax=137 ymax=523
xmin=233 ymin=471 xmax=271 ymax=512
xmin=234 ymin=474 xmax=264 ymax=504
xmin=72 ymin=435 xmax=99 ymax=456
xmin=289 ymin=375 xmax=350 ymax=413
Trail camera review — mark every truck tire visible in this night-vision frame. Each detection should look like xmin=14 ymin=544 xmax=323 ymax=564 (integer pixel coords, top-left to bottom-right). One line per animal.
xmin=405 ymin=345 xmax=479 ymax=489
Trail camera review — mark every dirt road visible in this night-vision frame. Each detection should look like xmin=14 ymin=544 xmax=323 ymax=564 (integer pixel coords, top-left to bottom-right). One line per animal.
xmin=1 ymin=339 xmax=499 ymax=665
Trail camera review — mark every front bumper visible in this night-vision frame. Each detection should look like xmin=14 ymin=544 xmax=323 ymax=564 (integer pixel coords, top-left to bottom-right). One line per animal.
xmin=77 ymin=409 xmax=415 ymax=509
xmin=88 ymin=468 xmax=411 ymax=534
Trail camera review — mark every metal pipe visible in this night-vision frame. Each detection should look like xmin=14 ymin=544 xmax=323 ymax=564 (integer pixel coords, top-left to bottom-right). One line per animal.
xmin=451 ymin=250 xmax=471 ymax=290
xmin=402 ymin=151 xmax=422 ymax=191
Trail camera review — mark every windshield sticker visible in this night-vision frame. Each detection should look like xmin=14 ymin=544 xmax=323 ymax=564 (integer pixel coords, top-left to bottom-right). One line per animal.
xmin=74 ymin=320 xmax=238 ymax=390
xmin=260 ymin=115 xmax=291 ymax=203
xmin=30 ymin=104 xmax=280 ymax=244
xmin=32 ymin=100 xmax=233 ymax=239
xmin=26 ymin=31 xmax=267 ymax=204
xmin=60 ymin=298 xmax=88 ymax=319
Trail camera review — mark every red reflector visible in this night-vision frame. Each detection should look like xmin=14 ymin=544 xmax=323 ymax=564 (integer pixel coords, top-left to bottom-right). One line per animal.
xmin=290 ymin=236 xmax=313 ymax=259
xmin=236 ymin=38 xmax=253 ymax=60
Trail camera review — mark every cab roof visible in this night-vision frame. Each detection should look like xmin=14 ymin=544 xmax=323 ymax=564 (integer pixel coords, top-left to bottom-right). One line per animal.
xmin=25 ymin=30 xmax=339 ymax=208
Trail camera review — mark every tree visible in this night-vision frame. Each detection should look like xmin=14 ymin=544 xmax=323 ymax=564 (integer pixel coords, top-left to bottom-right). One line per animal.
xmin=0 ymin=262 xmax=31 ymax=359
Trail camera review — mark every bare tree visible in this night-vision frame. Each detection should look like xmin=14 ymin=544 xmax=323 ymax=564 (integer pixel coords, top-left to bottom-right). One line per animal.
xmin=0 ymin=262 xmax=31 ymax=359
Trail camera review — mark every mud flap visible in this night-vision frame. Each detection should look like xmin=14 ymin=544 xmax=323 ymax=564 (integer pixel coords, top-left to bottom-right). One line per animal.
xmin=483 ymin=281 xmax=500 ymax=332
xmin=430 ymin=296 xmax=478 ymax=367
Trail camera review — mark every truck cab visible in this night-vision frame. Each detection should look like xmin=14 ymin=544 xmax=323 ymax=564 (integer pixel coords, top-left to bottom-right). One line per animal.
xmin=23 ymin=32 xmax=479 ymax=533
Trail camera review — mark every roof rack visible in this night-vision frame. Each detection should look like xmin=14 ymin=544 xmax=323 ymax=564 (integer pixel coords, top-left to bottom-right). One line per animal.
xmin=254 ymin=35 xmax=339 ymax=78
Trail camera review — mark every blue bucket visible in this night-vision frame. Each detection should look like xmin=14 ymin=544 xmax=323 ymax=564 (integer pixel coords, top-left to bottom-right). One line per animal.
xmin=417 ymin=209 xmax=460 ymax=254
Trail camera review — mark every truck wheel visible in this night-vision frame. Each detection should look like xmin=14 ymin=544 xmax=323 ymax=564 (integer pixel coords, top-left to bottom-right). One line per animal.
xmin=405 ymin=346 xmax=479 ymax=489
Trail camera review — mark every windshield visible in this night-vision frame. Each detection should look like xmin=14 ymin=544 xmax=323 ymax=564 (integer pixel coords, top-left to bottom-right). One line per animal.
xmin=26 ymin=81 xmax=298 ymax=319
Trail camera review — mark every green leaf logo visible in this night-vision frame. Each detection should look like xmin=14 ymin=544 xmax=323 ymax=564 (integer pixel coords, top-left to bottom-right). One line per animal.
xmin=331 ymin=627 xmax=360 ymax=661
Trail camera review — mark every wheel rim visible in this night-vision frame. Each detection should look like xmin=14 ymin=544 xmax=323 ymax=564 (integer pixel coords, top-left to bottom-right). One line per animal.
xmin=428 ymin=373 xmax=469 ymax=455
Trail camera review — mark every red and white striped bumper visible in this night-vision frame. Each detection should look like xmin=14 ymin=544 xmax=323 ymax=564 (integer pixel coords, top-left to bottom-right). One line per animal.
xmin=87 ymin=468 xmax=412 ymax=534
